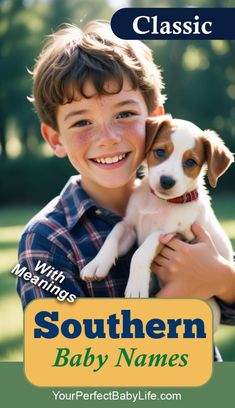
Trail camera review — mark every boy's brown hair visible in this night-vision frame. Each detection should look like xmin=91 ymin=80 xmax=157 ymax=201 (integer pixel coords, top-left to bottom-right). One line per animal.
xmin=30 ymin=21 xmax=166 ymax=130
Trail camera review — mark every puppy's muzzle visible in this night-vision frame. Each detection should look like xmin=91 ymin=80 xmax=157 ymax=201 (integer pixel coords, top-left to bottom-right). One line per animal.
xmin=160 ymin=175 xmax=176 ymax=190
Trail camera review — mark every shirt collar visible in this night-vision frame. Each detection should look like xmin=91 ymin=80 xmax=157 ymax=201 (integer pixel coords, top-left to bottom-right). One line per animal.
xmin=60 ymin=175 xmax=98 ymax=229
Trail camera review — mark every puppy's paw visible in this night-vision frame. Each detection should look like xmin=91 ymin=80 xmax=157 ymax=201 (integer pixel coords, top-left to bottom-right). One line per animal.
xmin=80 ymin=261 xmax=97 ymax=282
xmin=80 ymin=259 xmax=110 ymax=282
xmin=125 ymin=280 xmax=149 ymax=298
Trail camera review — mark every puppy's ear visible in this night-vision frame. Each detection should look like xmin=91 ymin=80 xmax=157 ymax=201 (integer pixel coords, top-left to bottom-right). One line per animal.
xmin=202 ymin=130 xmax=234 ymax=187
xmin=145 ymin=114 xmax=173 ymax=154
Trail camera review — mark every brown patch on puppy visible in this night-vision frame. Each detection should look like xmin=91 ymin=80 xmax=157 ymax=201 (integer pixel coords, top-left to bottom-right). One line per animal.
xmin=202 ymin=130 xmax=234 ymax=187
xmin=147 ymin=126 xmax=174 ymax=168
xmin=146 ymin=115 xmax=175 ymax=168
xmin=145 ymin=114 xmax=174 ymax=154
xmin=182 ymin=137 xmax=206 ymax=178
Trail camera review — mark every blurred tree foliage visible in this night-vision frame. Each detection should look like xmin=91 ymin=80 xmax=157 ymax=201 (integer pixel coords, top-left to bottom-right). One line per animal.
xmin=0 ymin=0 xmax=234 ymax=201
xmin=0 ymin=0 xmax=113 ymax=158
xmin=132 ymin=0 xmax=235 ymax=154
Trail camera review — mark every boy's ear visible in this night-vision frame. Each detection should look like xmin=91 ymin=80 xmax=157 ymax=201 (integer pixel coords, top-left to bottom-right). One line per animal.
xmin=41 ymin=123 xmax=67 ymax=158
xmin=149 ymin=105 xmax=165 ymax=117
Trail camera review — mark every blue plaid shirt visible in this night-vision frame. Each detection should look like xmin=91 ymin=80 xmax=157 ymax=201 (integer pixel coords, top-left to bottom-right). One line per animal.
xmin=17 ymin=175 xmax=235 ymax=361
xmin=17 ymin=175 xmax=136 ymax=306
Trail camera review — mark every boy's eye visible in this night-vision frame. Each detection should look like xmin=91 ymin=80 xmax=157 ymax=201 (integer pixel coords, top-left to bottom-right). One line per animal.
xmin=153 ymin=149 xmax=166 ymax=158
xmin=184 ymin=158 xmax=197 ymax=168
xmin=116 ymin=111 xmax=135 ymax=119
xmin=72 ymin=120 xmax=91 ymax=128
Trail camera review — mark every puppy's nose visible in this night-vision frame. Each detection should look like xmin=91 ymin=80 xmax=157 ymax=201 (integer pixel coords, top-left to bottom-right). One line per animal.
xmin=160 ymin=175 xmax=176 ymax=190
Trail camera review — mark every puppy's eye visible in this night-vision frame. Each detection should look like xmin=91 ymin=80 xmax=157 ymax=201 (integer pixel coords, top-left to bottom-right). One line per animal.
xmin=184 ymin=158 xmax=197 ymax=168
xmin=154 ymin=149 xmax=166 ymax=158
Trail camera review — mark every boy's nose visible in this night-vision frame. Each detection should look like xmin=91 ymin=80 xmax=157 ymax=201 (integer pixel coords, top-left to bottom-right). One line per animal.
xmin=96 ymin=126 xmax=121 ymax=147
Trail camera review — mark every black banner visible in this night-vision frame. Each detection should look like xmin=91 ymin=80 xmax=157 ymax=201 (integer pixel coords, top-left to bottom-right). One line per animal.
xmin=111 ymin=8 xmax=235 ymax=40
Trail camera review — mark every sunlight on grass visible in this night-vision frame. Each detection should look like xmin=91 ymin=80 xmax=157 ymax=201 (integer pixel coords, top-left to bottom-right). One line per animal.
xmin=3 ymin=349 xmax=23 ymax=362
xmin=216 ymin=325 xmax=235 ymax=345
xmin=0 ymin=224 xmax=26 ymax=274
xmin=0 ymin=249 xmax=18 ymax=275
xmin=0 ymin=295 xmax=23 ymax=341
xmin=220 ymin=220 xmax=235 ymax=248
xmin=0 ymin=209 xmax=36 ymax=362
xmin=215 ymin=325 xmax=235 ymax=360
xmin=0 ymin=208 xmax=32 ymax=273
xmin=0 ymin=294 xmax=23 ymax=361
xmin=220 ymin=220 xmax=235 ymax=239
xmin=0 ymin=225 xmax=25 ymax=243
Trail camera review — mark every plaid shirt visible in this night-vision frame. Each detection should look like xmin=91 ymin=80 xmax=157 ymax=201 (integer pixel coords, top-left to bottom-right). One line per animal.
xmin=17 ymin=175 xmax=235 ymax=361
xmin=17 ymin=175 xmax=136 ymax=307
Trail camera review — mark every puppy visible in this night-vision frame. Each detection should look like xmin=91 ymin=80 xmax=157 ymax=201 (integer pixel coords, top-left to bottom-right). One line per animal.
xmin=81 ymin=115 xmax=234 ymax=328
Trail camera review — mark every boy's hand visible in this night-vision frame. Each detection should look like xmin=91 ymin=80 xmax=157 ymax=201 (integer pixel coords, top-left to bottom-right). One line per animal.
xmin=151 ymin=223 xmax=235 ymax=303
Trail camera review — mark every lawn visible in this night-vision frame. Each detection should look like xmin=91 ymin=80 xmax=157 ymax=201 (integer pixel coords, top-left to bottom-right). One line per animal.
xmin=0 ymin=195 xmax=235 ymax=361
xmin=0 ymin=206 xmax=40 ymax=361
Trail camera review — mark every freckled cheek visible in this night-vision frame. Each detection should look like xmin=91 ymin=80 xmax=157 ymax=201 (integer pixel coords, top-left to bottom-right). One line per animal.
xmin=125 ymin=122 xmax=146 ymax=148
xmin=65 ymin=132 xmax=93 ymax=151
xmin=61 ymin=134 xmax=92 ymax=166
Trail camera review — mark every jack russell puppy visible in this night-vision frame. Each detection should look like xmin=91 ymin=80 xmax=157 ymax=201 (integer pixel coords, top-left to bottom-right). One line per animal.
xmin=81 ymin=115 xmax=234 ymax=329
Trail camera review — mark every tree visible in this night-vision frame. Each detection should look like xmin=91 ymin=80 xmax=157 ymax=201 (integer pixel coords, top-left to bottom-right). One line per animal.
xmin=0 ymin=0 xmax=114 ymax=158
xmin=0 ymin=0 xmax=50 ymax=157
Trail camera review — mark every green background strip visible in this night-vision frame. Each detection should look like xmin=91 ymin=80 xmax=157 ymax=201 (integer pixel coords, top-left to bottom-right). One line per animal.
xmin=1 ymin=362 xmax=234 ymax=407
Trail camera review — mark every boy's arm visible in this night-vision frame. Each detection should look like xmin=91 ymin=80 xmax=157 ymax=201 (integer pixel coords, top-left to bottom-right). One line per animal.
xmin=151 ymin=223 xmax=235 ymax=325
xmin=17 ymin=232 xmax=85 ymax=309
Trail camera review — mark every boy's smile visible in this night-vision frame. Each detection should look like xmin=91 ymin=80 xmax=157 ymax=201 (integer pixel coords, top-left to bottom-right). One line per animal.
xmin=41 ymin=77 xmax=152 ymax=213
xmin=89 ymin=151 xmax=130 ymax=168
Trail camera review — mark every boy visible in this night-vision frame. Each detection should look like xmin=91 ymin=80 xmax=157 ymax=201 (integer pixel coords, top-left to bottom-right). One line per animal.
xmin=17 ymin=22 xmax=235 ymax=356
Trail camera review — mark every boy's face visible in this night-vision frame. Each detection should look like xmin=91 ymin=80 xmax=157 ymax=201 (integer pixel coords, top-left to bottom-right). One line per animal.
xmin=42 ymin=77 xmax=153 ymax=193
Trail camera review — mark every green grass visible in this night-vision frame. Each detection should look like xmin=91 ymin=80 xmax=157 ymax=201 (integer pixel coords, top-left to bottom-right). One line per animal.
xmin=212 ymin=194 xmax=235 ymax=248
xmin=0 ymin=196 xmax=235 ymax=361
xmin=0 ymin=206 xmax=40 ymax=361
xmin=210 ymin=194 xmax=235 ymax=361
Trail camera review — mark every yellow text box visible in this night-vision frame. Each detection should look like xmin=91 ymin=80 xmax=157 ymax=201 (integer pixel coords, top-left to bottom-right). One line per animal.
xmin=24 ymin=298 xmax=213 ymax=387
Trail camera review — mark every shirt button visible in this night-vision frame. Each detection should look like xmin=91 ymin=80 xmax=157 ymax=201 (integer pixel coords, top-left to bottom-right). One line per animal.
xmin=95 ymin=209 xmax=102 ymax=215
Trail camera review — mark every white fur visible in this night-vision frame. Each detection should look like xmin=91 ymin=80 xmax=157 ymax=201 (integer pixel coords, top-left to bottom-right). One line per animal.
xmin=81 ymin=119 xmax=233 ymax=330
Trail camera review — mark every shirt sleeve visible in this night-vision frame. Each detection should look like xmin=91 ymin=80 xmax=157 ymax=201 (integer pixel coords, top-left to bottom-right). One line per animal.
xmin=216 ymin=253 xmax=235 ymax=325
xmin=216 ymin=298 xmax=235 ymax=325
xmin=17 ymin=232 xmax=85 ymax=309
